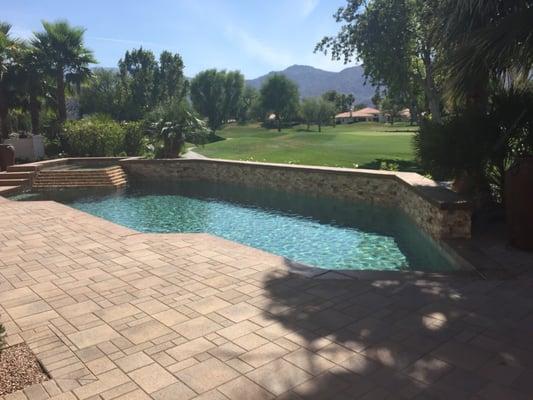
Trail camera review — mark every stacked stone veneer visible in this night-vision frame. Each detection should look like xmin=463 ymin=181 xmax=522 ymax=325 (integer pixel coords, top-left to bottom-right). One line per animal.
xmin=120 ymin=158 xmax=471 ymax=240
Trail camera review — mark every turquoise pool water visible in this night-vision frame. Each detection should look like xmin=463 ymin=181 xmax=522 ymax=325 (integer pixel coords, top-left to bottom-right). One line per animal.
xmin=14 ymin=181 xmax=456 ymax=271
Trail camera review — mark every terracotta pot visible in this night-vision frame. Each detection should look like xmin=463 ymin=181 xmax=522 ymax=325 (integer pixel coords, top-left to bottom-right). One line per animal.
xmin=505 ymin=156 xmax=533 ymax=251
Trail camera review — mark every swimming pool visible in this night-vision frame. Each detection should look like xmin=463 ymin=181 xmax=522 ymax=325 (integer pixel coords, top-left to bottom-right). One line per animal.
xmin=14 ymin=181 xmax=457 ymax=271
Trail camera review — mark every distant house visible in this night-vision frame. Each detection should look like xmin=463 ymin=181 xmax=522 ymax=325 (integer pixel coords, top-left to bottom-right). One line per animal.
xmin=398 ymin=108 xmax=411 ymax=121
xmin=335 ymin=107 xmax=385 ymax=124
xmin=383 ymin=108 xmax=411 ymax=123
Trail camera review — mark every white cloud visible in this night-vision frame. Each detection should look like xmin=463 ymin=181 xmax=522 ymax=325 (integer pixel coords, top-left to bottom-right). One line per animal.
xmin=89 ymin=36 xmax=168 ymax=49
xmin=300 ymin=0 xmax=320 ymax=18
xmin=224 ymin=25 xmax=293 ymax=69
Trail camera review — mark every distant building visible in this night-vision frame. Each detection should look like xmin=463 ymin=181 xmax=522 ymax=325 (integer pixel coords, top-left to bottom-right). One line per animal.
xmin=398 ymin=108 xmax=411 ymax=121
xmin=335 ymin=107 xmax=385 ymax=124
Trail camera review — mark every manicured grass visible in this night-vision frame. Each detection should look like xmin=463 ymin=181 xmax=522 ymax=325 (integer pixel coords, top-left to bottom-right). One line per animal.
xmin=194 ymin=122 xmax=419 ymax=170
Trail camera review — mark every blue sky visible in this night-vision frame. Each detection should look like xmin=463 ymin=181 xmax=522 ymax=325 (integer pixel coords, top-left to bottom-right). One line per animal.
xmin=2 ymin=0 xmax=351 ymax=78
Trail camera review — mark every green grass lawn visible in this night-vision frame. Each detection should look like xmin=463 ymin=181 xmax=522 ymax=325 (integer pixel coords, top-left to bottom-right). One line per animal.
xmin=193 ymin=122 xmax=419 ymax=170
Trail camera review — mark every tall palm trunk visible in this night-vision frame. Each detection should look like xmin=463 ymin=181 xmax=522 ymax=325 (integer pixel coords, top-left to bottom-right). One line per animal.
xmin=56 ymin=67 xmax=67 ymax=123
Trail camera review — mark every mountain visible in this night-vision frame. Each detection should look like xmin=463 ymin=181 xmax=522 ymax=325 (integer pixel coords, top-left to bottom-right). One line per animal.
xmin=246 ymin=65 xmax=375 ymax=105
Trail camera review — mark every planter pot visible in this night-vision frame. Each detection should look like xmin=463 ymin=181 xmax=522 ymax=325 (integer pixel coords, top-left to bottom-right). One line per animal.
xmin=505 ymin=156 xmax=533 ymax=251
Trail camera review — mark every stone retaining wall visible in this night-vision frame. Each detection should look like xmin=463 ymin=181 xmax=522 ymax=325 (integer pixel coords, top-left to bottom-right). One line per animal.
xmin=120 ymin=158 xmax=471 ymax=240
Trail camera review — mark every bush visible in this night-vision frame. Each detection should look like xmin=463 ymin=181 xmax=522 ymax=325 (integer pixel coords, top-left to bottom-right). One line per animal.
xmin=414 ymin=88 xmax=533 ymax=201
xmin=62 ymin=115 xmax=126 ymax=157
xmin=44 ymin=137 xmax=63 ymax=158
xmin=413 ymin=111 xmax=496 ymax=181
xmin=123 ymin=121 xmax=145 ymax=156
xmin=147 ymin=99 xmax=209 ymax=158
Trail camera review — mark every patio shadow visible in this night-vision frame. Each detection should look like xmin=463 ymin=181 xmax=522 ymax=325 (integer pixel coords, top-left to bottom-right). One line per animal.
xmin=258 ymin=263 xmax=533 ymax=399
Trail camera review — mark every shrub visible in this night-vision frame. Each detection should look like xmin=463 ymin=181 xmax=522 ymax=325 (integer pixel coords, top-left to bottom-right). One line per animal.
xmin=44 ymin=137 xmax=63 ymax=158
xmin=123 ymin=121 xmax=145 ymax=156
xmin=147 ymin=99 xmax=209 ymax=158
xmin=413 ymin=111 xmax=495 ymax=181
xmin=414 ymin=88 xmax=533 ymax=201
xmin=62 ymin=115 xmax=126 ymax=157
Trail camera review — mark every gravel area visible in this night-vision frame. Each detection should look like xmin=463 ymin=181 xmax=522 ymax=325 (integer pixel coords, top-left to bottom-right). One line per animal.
xmin=0 ymin=343 xmax=48 ymax=396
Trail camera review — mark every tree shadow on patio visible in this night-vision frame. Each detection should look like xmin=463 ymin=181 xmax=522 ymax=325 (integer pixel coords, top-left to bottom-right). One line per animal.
xmin=258 ymin=262 xmax=533 ymax=399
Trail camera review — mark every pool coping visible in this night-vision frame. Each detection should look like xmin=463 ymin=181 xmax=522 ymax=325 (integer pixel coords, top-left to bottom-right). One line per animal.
xmin=15 ymin=157 xmax=470 ymax=211
xmin=120 ymin=157 xmax=471 ymax=211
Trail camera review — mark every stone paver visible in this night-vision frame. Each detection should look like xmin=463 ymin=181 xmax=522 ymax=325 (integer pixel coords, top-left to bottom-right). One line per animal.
xmin=1 ymin=198 xmax=533 ymax=399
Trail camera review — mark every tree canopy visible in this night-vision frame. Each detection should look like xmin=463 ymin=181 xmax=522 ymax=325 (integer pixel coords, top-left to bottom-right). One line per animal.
xmin=32 ymin=20 xmax=95 ymax=123
xmin=190 ymin=69 xmax=245 ymax=133
xmin=316 ymin=0 xmax=441 ymax=122
xmin=259 ymin=74 xmax=299 ymax=132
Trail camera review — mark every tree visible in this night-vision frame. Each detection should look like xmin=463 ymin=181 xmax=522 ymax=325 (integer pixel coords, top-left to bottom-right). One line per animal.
xmin=301 ymin=98 xmax=318 ymax=130
xmin=259 ymin=74 xmax=299 ymax=132
xmin=381 ymin=92 xmax=407 ymax=125
xmin=321 ymin=90 xmax=354 ymax=113
xmin=316 ymin=0 xmax=441 ymax=122
xmin=0 ymin=22 xmax=19 ymax=139
xmin=156 ymin=51 xmax=187 ymax=102
xmin=32 ymin=20 xmax=95 ymax=123
xmin=18 ymin=44 xmax=47 ymax=135
xmin=436 ymin=0 xmax=533 ymax=107
xmin=237 ymin=86 xmax=259 ymax=123
xmin=79 ymin=68 xmax=123 ymax=118
xmin=315 ymin=99 xmax=336 ymax=132
xmin=223 ymin=71 xmax=244 ymax=122
xmin=190 ymin=69 xmax=226 ymax=133
xmin=190 ymin=69 xmax=244 ymax=132
xmin=119 ymin=48 xmax=158 ymax=120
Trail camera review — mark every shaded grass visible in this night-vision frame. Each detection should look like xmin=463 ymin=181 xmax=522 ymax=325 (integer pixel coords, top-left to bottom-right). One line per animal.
xmin=194 ymin=122 xmax=419 ymax=170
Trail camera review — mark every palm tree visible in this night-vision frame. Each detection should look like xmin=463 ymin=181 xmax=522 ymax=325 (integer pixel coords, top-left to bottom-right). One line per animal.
xmin=19 ymin=44 xmax=47 ymax=135
xmin=32 ymin=20 xmax=95 ymax=123
xmin=0 ymin=22 xmax=18 ymax=139
xmin=438 ymin=0 xmax=533 ymax=104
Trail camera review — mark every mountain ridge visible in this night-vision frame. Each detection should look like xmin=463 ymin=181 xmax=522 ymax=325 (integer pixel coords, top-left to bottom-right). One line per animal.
xmin=246 ymin=64 xmax=375 ymax=105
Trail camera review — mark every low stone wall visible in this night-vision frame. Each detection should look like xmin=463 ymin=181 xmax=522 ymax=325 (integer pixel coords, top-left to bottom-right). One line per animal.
xmin=120 ymin=158 xmax=471 ymax=240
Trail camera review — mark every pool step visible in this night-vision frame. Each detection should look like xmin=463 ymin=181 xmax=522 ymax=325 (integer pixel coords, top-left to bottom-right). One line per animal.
xmin=0 ymin=178 xmax=30 ymax=186
xmin=0 ymin=185 xmax=23 ymax=196
xmin=32 ymin=166 xmax=128 ymax=190
xmin=6 ymin=164 xmax=40 ymax=172
xmin=0 ymin=171 xmax=34 ymax=179
xmin=0 ymin=169 xmax=38 ymax=196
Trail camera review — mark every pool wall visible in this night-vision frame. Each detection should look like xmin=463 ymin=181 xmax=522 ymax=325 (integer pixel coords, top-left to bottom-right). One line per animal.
xmin=119 ymin=158 xmax=471 ymax=240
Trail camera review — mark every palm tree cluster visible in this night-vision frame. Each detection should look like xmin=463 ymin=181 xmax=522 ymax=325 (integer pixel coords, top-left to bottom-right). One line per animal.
xmin=0 ymin=20 xmax=95 ymax=140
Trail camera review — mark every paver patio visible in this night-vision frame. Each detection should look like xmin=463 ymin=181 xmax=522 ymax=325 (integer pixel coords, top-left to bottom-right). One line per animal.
xmin=1 ymin=197 xmax=533 ymax=399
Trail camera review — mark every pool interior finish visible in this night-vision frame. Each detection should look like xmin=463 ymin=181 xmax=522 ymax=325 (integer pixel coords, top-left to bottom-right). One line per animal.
xmin=14 ymin=181 xmax=457 ymax=272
